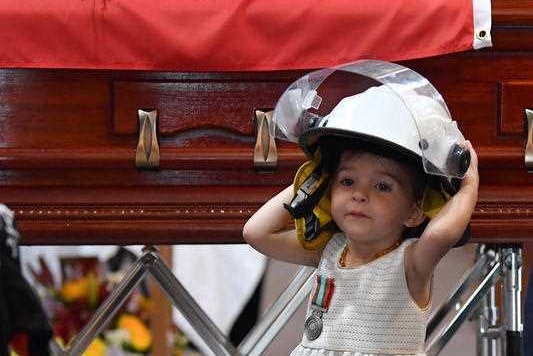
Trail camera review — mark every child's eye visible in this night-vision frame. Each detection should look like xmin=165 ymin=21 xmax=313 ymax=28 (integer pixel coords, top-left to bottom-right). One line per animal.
xmin=376 ymin=182 xmax=392 ymax=192
xmin=339 ymin=178 xmax=354 ymax=187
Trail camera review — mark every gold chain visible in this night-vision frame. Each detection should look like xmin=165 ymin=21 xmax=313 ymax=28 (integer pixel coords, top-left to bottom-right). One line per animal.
xmin=339 ymin=239 xmax=402 ymax=267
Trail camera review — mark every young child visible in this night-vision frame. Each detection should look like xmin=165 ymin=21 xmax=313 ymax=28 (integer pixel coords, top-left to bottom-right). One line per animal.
xmin=243 ymin=66 xmax=479 ymax=356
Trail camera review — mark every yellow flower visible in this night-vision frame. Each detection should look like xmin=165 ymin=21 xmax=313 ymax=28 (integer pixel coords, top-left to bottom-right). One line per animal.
xmin=60 ymin=273 xmax=100 ymax=305
xmin=117 ymin=314 xmax=152 ymax=352
xmin=82 ymin=337 xmax=106 ymax=356
xmin=60 ymin=278 xmax=89 ymax=303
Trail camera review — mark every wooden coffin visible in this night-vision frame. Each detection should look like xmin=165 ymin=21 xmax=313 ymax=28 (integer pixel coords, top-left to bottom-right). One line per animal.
xmin=0 ymin=0 xmax=531 ymax=246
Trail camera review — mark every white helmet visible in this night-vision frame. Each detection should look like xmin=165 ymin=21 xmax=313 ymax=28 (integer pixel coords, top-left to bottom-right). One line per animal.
xmin=272 ymin=60 xmax=470 ymax=179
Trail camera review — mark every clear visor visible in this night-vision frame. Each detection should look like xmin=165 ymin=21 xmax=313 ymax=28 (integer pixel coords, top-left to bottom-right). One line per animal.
xmin=272 ymin=60 xmax=468 ymax=179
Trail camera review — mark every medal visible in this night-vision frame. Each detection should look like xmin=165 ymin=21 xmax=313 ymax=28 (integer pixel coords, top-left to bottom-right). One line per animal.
xmin=304 ymin=309 xmax=323 ymax=340
xmin=304 ymin=274 xmax=334 ymax=340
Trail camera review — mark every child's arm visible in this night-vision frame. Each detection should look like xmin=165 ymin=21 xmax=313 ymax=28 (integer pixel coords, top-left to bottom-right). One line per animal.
xmin=243 ymin=185 xmax=322 ymax=266
xmin=406 ymin=141 xmax=479 ymax=303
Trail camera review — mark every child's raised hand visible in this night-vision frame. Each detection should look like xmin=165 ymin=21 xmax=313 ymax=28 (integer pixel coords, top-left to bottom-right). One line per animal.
xmin=242 ymin=185 xmax=322 ymax=266
xmin=458 ymin=140 xmax=479 ymax=205
xmin=422 ymin=140 xmax=479 ymax=247
xmin=406 ymin=141 xmax=479 ymax=302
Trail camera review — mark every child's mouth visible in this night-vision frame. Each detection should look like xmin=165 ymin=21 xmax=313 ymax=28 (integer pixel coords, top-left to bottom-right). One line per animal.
xmin=348 ymin=211 xmax=369 ymax=218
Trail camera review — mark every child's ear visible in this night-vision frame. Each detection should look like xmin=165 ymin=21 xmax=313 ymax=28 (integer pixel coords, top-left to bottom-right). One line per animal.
xmin=404 ymin=202 xmax=426 ymax=228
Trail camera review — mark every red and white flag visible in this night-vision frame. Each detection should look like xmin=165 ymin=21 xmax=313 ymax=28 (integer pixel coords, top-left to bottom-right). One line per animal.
xmin=0 ymin=0 xmax=491 ymax=71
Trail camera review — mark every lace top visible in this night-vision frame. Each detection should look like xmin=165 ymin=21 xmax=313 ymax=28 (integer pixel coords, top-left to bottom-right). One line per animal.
xmin=290 ymin=233 xmax=430 ymax=356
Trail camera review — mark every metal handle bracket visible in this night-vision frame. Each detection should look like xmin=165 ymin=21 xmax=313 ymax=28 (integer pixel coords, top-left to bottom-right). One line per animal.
xmin=253 ymin=109 xmax=278 ymax=170
xmin=136 ymin=109 xmax=160 ymax=169
xmin=524 ymin=109 xmax=533 ymax=171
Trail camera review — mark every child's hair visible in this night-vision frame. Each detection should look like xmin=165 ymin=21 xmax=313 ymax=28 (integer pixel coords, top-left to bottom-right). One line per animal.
xmin=316 ymin=136 xmax=429 ymax=239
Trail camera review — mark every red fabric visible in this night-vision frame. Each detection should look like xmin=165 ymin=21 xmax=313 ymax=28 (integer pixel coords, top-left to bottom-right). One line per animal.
xmin=9 ymin=333 xmax=29 ymax=356
xmin=0 ymin=0 xmax=474 ymax=71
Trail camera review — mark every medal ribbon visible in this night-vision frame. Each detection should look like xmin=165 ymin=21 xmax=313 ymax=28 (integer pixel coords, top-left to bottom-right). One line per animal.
xmin=311 ymin=274 xmax=334 ymax=311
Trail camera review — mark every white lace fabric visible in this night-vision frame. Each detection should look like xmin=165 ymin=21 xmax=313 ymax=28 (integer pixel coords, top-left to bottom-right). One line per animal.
xmin=290 ymin=234 xmax=429 ymax=356
xmin=291 ymin=344 xmax=427 ymax=356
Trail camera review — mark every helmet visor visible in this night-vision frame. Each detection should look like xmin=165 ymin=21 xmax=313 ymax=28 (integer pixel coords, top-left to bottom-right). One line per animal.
xmin=272 ymin=60 xmax=469 ymax=179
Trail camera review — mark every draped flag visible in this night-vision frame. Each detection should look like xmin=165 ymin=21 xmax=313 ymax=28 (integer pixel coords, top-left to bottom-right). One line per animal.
xmin=0 ymin=0 xmax=491 ymax=71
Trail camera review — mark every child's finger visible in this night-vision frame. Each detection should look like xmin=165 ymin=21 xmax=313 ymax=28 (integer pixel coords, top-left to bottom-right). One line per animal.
xmin=461 ymin=140 xmax=479 ymax=188
xmin=466 ymin=140 xmax=478 ymax=169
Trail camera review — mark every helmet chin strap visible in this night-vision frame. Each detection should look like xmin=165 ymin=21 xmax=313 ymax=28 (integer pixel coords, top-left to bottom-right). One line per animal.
xmin=285 ymin=151 xmax=337 ymax=251
xmin=284 ymin=164 xmax=329 ymax=219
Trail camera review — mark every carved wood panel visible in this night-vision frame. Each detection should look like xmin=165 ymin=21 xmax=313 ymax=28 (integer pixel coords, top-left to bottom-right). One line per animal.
xmin=1 ymin=3 xmax=533 ymax=244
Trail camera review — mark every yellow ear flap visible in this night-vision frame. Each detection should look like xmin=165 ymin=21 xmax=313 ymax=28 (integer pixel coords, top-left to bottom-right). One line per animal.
xmin=290 ymin=156 xmax=336 ymax=251
xmin=294 ymin=189 xmax=336 ymax=251
xmin=421 ymin=183 xmax=452 ymax=219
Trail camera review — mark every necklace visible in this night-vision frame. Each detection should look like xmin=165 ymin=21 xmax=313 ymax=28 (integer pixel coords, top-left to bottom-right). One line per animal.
xmin=339 ymin=239 xmax=402 ymax=267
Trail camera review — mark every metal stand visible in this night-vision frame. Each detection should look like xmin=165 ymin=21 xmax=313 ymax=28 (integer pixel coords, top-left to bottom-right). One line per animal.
xmin=502 ymin=247 xmax=524 ymax=356
xmin=51 ymin=244 xmax=523 ymax=356
xmin=425 ymin=244 xmax=523 ymax=356
xmin=50 ymin=246 xmax=315 ymax=356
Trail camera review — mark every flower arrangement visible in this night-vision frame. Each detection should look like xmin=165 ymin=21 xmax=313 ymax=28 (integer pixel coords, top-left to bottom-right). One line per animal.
xmin=30 ymin=252 xmax=190 ymax=356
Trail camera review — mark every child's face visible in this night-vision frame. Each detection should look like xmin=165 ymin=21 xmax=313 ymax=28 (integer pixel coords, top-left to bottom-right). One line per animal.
xmin=330 ymin=151 xmax=422 ymax=244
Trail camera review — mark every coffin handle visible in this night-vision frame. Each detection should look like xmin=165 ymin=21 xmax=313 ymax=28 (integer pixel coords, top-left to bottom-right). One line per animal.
xmin=136 ymin=109 xmax=160 ymax=169
xmin=525 ymin=109 xmax=533 ymax=172
xmin=253 ymin=109 xmax=278 ymax=170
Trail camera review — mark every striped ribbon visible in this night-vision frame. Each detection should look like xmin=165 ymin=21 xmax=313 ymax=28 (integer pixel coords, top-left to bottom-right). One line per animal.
xmin=311 ymin=274 xmax=335 ymax=311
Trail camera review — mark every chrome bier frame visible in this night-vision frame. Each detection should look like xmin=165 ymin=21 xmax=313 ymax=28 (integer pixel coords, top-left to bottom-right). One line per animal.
xmin=50 ymin=244 xmax=523 ymax=356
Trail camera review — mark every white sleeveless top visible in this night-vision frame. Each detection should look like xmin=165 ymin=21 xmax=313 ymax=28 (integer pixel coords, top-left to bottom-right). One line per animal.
xmin=290 ymin=233 xmax=430 ymax=356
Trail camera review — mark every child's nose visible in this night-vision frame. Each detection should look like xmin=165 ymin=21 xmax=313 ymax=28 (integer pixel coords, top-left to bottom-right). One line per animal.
xmin=351 ymin=186 xmax=368 ymax=202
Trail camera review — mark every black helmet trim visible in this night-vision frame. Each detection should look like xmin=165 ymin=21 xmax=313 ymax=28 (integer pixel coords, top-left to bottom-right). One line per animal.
xmin=300 ymin=127 xmax=422 ymax=168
